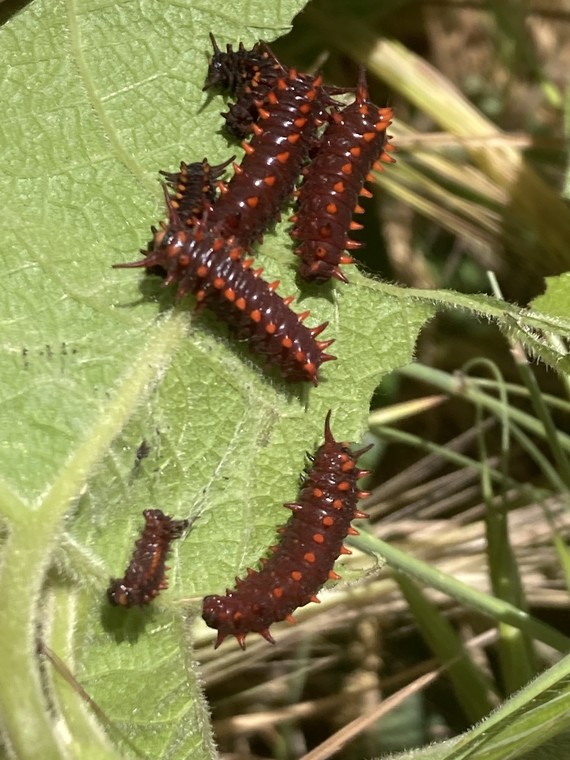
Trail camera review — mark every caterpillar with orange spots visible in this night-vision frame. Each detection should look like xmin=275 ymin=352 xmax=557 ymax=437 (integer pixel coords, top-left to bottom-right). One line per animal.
xmin=107 ymin=509 xmax=189 ymax=607
xmin=206 ymin=67 xmax=327 ymax=250
xmin=143 ymin=157 xmax=233 ymax=278
xmin=290 ymin=69 xmax=395 ymax=283
xmin=203 ymin=34 xmax=284 ymax=138
xmin=159 ymin=156 xmax=234 ymax=230
xmin=113 ymin=195 xmax=335 ymax=384
xmin=148 ymin=156 xmax=233 ymax=253
xmin=201 ymin=411 xmax=371 ymax=649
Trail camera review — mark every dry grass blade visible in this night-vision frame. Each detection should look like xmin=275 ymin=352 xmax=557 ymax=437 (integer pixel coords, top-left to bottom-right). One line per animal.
xmin=298 ymin=670 xmax=441 ymax=760
xmin=366 ymin=38 xmax=570 ymax=274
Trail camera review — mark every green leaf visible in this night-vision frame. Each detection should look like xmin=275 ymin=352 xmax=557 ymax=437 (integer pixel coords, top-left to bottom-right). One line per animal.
xmin=0 ymin=1 xmax=432 ymax=757
xmin=531 ymin=273 xmax=570 ymax=321
xmin=5 ymin=1 xmax=567 ymax=757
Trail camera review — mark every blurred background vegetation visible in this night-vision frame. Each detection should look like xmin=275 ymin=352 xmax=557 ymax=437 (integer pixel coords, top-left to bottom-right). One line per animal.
xmin=200 ymin=2 xmax=570 ymax=758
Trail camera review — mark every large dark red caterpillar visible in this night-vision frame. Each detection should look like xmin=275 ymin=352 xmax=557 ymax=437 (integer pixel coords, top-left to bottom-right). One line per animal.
xmin=201 ymin=411 xmax=371 ymax=649
xmin=290 ymin=70 xmax=395 ymax=283
xmin=107 ymin=509 xmax=189 ymax=607
xmin=113 ymin=197 xmax=335 ymax=384
xmin=203 ymin=34 xmax=284 ymax=137
xmin=206 ymin=68 xmax=327 ymax=251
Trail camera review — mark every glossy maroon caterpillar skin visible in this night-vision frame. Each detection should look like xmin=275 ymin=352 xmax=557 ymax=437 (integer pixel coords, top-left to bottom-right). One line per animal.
xmin=201 ymin=411 xmax=371 ymax=649
xmin=203 ymin=33 xmax=284 ymax=137
xmin=113 ymin=198 xmax=335 ymax=384
xmin=207 ymin=68 xmax=327 ymax=250
xmin=107 ymin=509 xmax=188 ymax=607
xmin=290 ymin=70 xmax=396 ymax=283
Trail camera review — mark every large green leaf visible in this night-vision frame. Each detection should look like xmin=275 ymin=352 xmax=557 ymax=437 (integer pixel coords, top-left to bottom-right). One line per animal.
xmin=0 ymin=1 xmax=433 ymax=757
xmin=6 ymin=1 xmax=569 ymax=757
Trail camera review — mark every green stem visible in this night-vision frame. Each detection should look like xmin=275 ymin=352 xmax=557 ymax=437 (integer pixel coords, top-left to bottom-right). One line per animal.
xmin=353 ymin=532 xmax=570 ymax=654
xmin=398 ymin=363 xmax=570 ymax=453
xmin=0 ymin=517 xmax=66 ymax=759
xmin=369 ymin=424 xmax=521 ymax=491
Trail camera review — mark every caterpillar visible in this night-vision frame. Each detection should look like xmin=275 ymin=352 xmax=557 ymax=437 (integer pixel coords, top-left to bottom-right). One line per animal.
xmin=201 ymin=411 xmax=371 ymax=649
xmin=148 ymin=156 xmax=233 ymax=253
xmin=290 ymin=70 xmax=395 ymax=283
xmin=203 ymin=33 xmax=284 ymax=138
xmin=107 ymin=509 xmax=188 ymax=607
xmin=206 ymin=68 xmax=327 ymax=251
xmin=113 ymin=198 xmax=335 ymax=384
xmin=159 ymin=156 xmax=234 ymax=229
xmin=143 ymin=157 xmax=234 ymax=280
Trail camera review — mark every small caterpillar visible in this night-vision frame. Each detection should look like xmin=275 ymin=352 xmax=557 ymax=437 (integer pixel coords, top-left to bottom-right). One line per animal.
xmin=107 ymin=509 xmax=188 ymax=607
xmin=290 ymin=70 xmax=395 ymax=283
xmin=203 ymin=33 xmax=284 ymax=137
xmin=201 ymin=411 xmax=371 ymax=649
xmin=149 ymin=157 xmax=233 ymax=252
xmin=144 ymin=157 xmax=233 ymax=278
xmin=159 ymin=156 xmax=234 ymax=229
